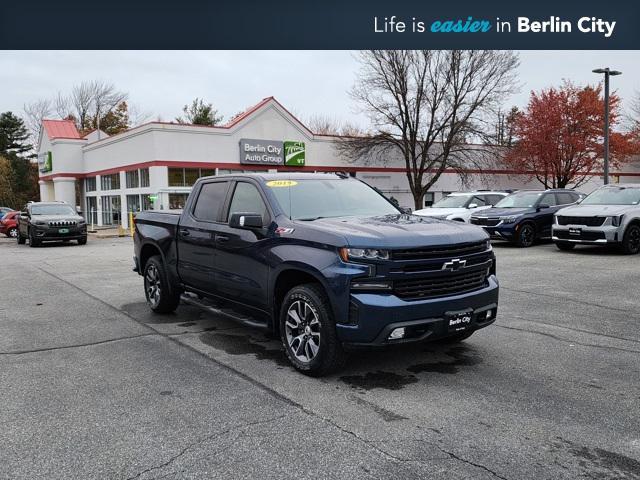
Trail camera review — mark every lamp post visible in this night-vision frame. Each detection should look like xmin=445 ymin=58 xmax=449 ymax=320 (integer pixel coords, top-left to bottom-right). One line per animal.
xmin=592 ymin=68 xmax=622 ymax=185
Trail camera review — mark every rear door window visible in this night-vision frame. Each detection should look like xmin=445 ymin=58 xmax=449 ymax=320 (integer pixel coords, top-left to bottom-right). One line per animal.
xmin=556 ymin=192 xmax=576 ymax=205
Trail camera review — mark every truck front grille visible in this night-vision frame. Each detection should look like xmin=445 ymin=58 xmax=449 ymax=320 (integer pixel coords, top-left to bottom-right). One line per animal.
xmin=556 ymin=216 xmax=606 ymax=227
xmin=393 ymin=270 xmax=487 ymax=300
xmin=470 ymin=217 xmax=501 ymax=227
xmin=555 ymin=230 xmax=606 ymax=241
xmin=392 ymin=241 xmax=487 ymax=260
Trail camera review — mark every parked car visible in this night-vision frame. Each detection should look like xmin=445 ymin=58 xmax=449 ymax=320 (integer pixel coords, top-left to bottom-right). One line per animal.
xmin=133 ymin=173 xmax=499 ymax=376
xmin=470 ymin=189 xmax=584 ymax=247
xmin=0 ymin=211 xmax=19 ymax=238
xmin=0 ymin=207 xmax=14 ymax=219
xmin=17 ymin=201 xmax=87 ymax=247
xmin=552 ymin=184 xmax=640 ymax=254
xmin=413 ymin=191 xmax=508 ymax=223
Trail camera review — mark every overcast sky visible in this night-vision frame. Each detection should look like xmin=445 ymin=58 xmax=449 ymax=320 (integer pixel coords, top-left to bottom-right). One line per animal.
xmin=1 ymin=50 xmax=639 ymax=128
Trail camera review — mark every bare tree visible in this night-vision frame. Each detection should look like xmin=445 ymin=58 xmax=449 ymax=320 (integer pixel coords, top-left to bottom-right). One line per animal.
xmin=23 ymin=98 xmax=53 ymax=143
xmin=307 ymin=114 xmax=343 ymax=135
xmin=337 ymin=50 xmax=519 ymax=209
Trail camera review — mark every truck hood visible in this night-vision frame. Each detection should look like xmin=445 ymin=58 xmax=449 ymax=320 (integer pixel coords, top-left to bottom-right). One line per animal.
xmin=557 ymin=204 xmax=638 ymax=216
xmin=297 ymin=214 xmax=488 ymax=248
xmin=472 ymin=207 xmax=533 ymax=218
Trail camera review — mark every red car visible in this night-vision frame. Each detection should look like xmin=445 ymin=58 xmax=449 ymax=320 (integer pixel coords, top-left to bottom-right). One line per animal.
xmin=0 ymin=211 xmax=19 ymax=238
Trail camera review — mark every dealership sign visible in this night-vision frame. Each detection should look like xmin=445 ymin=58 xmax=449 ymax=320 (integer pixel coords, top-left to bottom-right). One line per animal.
xmin=38 ymin=151 xmax=52 ymax=173
xmin=240 ymin=138 xmax=305 ymax=166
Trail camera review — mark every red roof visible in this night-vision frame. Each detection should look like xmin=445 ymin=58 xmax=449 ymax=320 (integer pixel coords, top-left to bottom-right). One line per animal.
xmin=42 ymin=119 xmax=81 ymax=139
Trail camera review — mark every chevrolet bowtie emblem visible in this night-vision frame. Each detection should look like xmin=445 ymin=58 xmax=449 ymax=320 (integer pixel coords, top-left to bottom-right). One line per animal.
xmin=442 ymin=258 xmax=467 ymax=271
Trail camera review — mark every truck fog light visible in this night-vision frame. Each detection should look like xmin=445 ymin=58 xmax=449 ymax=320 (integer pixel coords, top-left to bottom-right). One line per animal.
xmin=485 ymin=310 xmax=493 ymax=320
xmin=388 ymin=327 xmax=406 ymax=340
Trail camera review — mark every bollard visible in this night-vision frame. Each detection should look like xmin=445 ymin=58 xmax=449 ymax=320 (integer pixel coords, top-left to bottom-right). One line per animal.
xmin=129 ymin=211 xmax=134 ymax=237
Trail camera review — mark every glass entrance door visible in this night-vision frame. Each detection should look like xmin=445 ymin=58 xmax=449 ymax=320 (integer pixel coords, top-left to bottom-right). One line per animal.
xmin=101 ymin=195 xmax=121 ymax=225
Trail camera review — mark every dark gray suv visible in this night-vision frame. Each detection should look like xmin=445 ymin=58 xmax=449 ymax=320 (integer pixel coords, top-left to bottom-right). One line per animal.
xmin=17 ymin=201 xmax=87 ymax=247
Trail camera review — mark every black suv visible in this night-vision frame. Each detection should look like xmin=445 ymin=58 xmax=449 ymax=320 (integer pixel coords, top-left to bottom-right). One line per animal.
xmin=17 ymin=201 xmax=87 ymax=247
xmin=470 ymin=189 xmax=583 ymax=247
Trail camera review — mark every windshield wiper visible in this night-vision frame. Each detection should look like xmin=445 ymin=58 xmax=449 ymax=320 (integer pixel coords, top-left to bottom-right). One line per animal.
xmin=297 ymin=216 xmax=329 ymax=221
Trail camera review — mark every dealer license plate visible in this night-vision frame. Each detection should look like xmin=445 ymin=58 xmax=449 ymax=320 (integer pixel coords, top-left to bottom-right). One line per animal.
xmin=59 ymin=228 xmax=69 ymax=234
xmin=447 ymin=311 xmax=473 ymax=333
xmin=569 ymin=227 xmax=582 ymax=236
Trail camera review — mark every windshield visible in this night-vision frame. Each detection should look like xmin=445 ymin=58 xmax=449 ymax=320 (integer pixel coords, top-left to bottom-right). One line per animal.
xmin=494 ymin=192 xmax=543 ymax=208
xmin=582 ymin=187 xmax=640 ymax=206
xmin=267 ymin=178 xmax=400 ymax=220
xmin=31 ymin=204 xmax=76 ymax=215
xmin=432 ymin=195 xmax=471 ymax=208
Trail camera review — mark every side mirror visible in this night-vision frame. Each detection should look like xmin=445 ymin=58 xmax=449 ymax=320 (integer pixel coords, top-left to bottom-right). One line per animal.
xmin=399 ymin=206 xmax=412 ymax=214
xmin=575 ymin=197 xmax=583 ymax=204
xmin=537 ymin=204 xmax=550 ymax=211
xmin=20 ymin=211 xmax=29 ymax=218
xmin=468 ymin=203 xmax=478 ymax=209
xmin=229 ymin=212 xmax=263 ymax=229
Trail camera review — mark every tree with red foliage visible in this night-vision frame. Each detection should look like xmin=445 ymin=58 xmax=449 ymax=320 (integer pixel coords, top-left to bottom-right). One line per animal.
xmin=505 ymin=82 xmax=637 ymax=188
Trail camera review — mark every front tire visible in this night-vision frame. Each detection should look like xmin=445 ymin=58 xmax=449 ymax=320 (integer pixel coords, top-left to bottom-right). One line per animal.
xmin=77 ymin=236 xmax=87 ymax=245
xmin=280 ymin=283 xmax=346 ymax=376
xmin=17 ymin=228 xmax=25 ymax=244
xmin=28 ymin=228 xmax=40 ymax=247
xmin=621 ymin=224 xmax=640 ymax=255
xmin=515 ymin=223 xmax=535 ymax=248
xmin=143 ymin=255 xmax=180 ymax=313
xmin=7 ymin=227 xmax=18 ymax=238
xmin=555 ymin=241 xmax=575 ymax=251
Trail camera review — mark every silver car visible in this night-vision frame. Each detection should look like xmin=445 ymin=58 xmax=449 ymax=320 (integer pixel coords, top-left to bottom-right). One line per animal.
xmin=552 ymin=184 xmax=640 ymax=254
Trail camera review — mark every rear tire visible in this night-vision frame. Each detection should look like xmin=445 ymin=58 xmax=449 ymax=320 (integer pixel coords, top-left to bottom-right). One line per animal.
xmin=7 ymin=227 xmax=17 ymax=238
xmin=143 ymin=255 xmax=180 ymax=313
xmin=555 ymin=241 xmax=575 ymax=251
xmin=621 ymin=224 xmax=640 ymax=255
xmin=279 ymin=283 xmax=346 ymax=376
xmin=17 ymin=229 xmax=25 ymax=244
xmin=515 ymin=223 xmax=535 ymax=248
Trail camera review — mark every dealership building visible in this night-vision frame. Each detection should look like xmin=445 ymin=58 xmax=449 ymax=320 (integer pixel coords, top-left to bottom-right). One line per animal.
xmin=37 ymin=96 xmax=640 ymax=228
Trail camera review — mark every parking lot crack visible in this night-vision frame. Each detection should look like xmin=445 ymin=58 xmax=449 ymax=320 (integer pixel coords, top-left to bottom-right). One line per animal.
xmin=0 ymin=333 xmax=158 ymax=355
xmin=497 ymin=325 xmax=640 ymax=354
xmin=125 ymin=414 xmax=287 ymax=480
xmin=434 ymin=445 xmax=509 ymax=480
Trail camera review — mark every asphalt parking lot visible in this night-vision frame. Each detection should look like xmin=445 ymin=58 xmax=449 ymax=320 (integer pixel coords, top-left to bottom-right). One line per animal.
xmin=1 ymin=235 xmax=639 ymax=479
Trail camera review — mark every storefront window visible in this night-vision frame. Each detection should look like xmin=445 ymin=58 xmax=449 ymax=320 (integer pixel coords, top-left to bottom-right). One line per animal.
xmin=184 ymin=168 xmax=200 ymax=186
xmin=168 ymin=167 xmax=216 ymax=186
xmin=101 ymin=195 xmax=121 ymax=225
xmin=126 ymin=194 xmax=141 ymax=213
xmin=101 ymin=173 xmax=120 ymax=190
xmin=125 ymin=170 xmax=139 ymax=188
xmin=140 ymin=168 xmax=150 ymax=188
xmin=168 ymin=193 xmax=189 ymax=209
xmin=168 ymin=168 xmax=184 ymax=186
xmin=85 ymin=177 xmax=96 ymax=192
xmin=86 ymin=197 xmax=97 ymax=225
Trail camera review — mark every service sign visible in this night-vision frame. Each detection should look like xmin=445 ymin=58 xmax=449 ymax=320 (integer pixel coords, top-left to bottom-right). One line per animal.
xmin=38 ymin=151 xmax=52 ymax=173
xmin=239 ymin=138 xmax=284 ymax=165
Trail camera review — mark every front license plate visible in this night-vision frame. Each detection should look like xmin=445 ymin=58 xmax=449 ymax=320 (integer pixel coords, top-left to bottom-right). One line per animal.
xmin=58 ymin=228 xmax=69 ymax=234
xmin=569 ymin=227 xmax=582 ymax=236
xmin=447 ymin=311 xmax=473 ymax=333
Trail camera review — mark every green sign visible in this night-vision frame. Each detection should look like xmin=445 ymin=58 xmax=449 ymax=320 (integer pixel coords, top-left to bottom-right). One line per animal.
xmin=148 ymin=195 xmax=158 ymax=202
xmin=39 ymin=151 xmax=52 ymax=173
xmin=283 ymin=141 xmax=305 ymax=167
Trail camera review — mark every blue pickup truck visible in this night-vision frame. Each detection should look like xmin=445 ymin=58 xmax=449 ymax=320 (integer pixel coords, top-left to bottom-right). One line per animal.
xmin=133 ymin=173 xmax=499 ymax=375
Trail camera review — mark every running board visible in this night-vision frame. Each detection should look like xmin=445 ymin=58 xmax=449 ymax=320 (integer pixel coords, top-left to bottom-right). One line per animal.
xmin=181 ymin=292 xmax=268 ymax=329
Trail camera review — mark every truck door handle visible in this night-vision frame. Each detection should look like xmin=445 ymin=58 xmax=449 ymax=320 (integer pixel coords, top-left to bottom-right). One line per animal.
xmin=215 ymin=235 xmax=229 ymax=243
xmin=180 ymin=229 xmax=190 ymax=236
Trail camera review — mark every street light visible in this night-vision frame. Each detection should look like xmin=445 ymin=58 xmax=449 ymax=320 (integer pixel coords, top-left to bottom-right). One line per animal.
xmin=592 ymin=67 xmax=622 ymax=185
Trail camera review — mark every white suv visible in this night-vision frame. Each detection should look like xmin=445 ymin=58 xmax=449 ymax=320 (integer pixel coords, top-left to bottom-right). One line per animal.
xmin=413 ymin=191 xmax=508 ymax=223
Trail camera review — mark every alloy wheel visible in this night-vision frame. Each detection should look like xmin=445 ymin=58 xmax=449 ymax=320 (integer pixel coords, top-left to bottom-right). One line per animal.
xmin=8 ymin=228 xmax=17 ymax=238
xmin=520 ymin=225 xmax=534 ymax=247
xmin=628 ymin=226 xmax=640 ymax=253
xmin=144 ymin=264 xmax=162 ymax=308
xmin=285 ymin=299 xmax=321 ymax=363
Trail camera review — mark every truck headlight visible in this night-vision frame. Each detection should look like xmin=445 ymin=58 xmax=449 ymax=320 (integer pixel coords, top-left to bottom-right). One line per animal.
xmin=501 ymin=215 xmax=519 ymax=224
xmin=611 ymin=215 xmax=624 ymax=227
xmin=339 ymin=247 xmax=389 ymax=262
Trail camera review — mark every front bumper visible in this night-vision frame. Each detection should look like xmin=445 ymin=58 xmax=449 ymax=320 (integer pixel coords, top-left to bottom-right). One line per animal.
xmin=552 ymin=225 xmax=621 ymax=244
xmin=477 ymin=224 xmax=516 ymax=241
xmin=336 ymin=276 xmax=499 ymax=346
xmin=32 ymin=225 xmax=87 ymax=241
